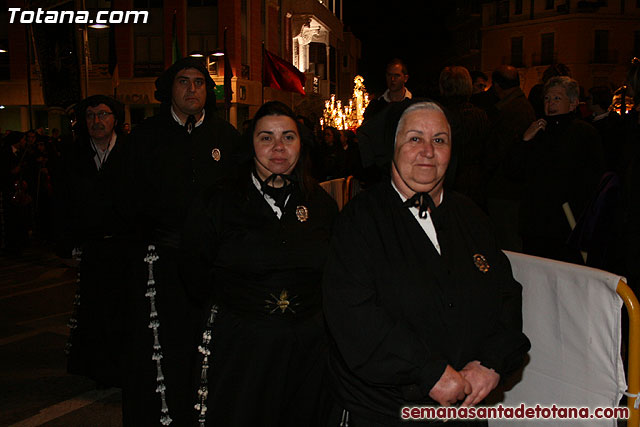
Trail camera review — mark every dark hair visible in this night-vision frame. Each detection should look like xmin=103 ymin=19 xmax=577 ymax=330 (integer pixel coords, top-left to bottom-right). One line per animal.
xmin=247 ymin=101 xmax=317 ymax=199
xmin=154 ymin=57 xmax=217 ymax=109
xmin=470 ymin=70 xmax=488 ymax=82
xmin=491 ymin=68 xmax=520 ymax=90
xmin=74 ymin=95 xmax=124 ymax=140
xmin=3 ymin=131 xmax=25 ymax=147
xmin=588 ymin=86 xmax=613 ymax=110
xmin=322 ymin=126 xmax=341 ymax=146
xmin=341 ymin=129 xmax=357 ymax=145
xmin=439 ymin=66 xmax=473 ymax=101
xmin=387 ymin=58 xmax=408 ymax=75
xmin=542 ymin=63 xmax=571 ymax=83
xmin=295 ymin=114 xmax=315 ymax=134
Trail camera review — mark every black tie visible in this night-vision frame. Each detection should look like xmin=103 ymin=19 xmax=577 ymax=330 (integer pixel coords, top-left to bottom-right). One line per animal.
xmin=402 ymin=192 xmax=436 ymax=219
xmin=185 ymin=115 xmax=196 ymax=133
xmin=258 ymin=173 xmax=297 ymax=210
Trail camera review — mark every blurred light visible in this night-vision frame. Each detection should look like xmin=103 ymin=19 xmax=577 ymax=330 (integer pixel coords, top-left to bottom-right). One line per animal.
xmin=89 ymin=24 xmax=109 ymax=29
xmin=189 ymin=51 xmax=204 ymax=58
xmin=322 ymin=76 xmax=370 ymax=130
xmin=0 ymin=105 xmax=6 ymax=109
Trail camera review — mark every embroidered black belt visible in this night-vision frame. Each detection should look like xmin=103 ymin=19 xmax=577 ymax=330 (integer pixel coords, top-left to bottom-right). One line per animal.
xmin=216 ymin=284 xmax=321 ymax=321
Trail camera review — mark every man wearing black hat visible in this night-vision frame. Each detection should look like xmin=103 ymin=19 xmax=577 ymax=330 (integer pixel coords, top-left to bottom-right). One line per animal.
xmin=122 ymin=57 xmax=242 ymax=426
xmin=57 ymin=95 xmax=133 ymax=388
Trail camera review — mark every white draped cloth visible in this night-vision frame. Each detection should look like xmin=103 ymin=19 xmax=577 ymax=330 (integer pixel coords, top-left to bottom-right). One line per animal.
xmin=490 ymin=251 xmax=627 ymax=426
xmin=319 ymin=178 xmax=346 ymax=210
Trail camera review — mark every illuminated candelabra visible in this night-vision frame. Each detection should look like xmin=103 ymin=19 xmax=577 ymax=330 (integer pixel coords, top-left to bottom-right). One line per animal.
xmin=321 ymin=75 xmax=370 ymax=130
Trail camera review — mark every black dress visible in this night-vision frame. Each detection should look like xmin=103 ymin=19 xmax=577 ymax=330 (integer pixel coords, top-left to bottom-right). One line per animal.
xmin=322 ymin=182 xmax=530 ymax=426
xmin=182 ymin=174 xmax=338 ymax=426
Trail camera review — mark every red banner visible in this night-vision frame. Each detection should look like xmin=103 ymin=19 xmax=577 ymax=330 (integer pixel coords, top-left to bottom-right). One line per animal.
xmin=263 ymin=49 xmax=306 ymax=95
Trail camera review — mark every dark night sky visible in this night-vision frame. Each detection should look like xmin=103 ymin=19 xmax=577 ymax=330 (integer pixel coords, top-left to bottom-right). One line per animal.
xmin=342 ymin=1 xmax=457 ymax=97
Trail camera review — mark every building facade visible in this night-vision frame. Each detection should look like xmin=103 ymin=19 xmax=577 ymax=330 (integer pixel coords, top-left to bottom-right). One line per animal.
xmin=480 ymin=0 xmax=640 ymax=96
xmin=0 ymin=0 xmax=361 ymax=132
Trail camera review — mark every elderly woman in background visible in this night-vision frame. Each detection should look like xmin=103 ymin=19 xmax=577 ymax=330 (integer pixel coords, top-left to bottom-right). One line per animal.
xmin=182 ymin=101 xmax=338 ymax=426
xmin=323 ymin=99 xmax=530 ymax=426
xmin=518 ymin=76 xmax=604 ymax=263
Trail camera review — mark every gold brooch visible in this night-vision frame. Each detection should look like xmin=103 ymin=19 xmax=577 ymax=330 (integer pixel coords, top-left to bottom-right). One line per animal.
xmin=265 ymin=289 xmax=298 ymax=314
xmin=211 ymin=148 xmax=221 ymax=161
xmin=296 ymin=205 xmax=309 ymax=222
xmin=473 ymin=254 xmax=490 ymax=273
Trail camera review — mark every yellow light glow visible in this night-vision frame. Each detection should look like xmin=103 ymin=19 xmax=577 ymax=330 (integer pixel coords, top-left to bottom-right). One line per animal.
xmin=321 ymin=75 xmax=370 ymax=131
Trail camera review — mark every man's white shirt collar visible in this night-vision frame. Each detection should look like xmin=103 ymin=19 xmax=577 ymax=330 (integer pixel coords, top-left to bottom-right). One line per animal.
xmin=382 ymin=87 xmax=412 ymax=103
xmin=91 ymin=132 xmax=117 ymax=171
xmin=171 ymin=106 xmax=205 ymax=131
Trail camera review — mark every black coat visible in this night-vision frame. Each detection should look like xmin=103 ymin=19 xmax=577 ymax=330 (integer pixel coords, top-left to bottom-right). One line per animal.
xmin=127 ymin=107 xmax=243 ymax=243
xmin=513 ymin=114 xmax=605 ymax=262
xmin=181 ymin=175 xmax=338 ymax=426
xmin=56 ymin=134 xmax=132 ymax=386
xmin=121 ymin=108 xmax=242 ymax=426
xmin=56 ymin=135 xmax=131 ymax=247
xmin=323 ymin=183 xmax=530 ymax=425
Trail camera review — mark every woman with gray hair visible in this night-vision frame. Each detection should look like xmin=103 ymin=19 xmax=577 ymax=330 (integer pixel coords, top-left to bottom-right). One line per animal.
xmin=517 ymin=76 xmax=604 ymax=263
xmin=323 ymin=99 xmax=530 ymax=426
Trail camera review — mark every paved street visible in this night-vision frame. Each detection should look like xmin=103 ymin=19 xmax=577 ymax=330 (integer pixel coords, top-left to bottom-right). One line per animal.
xmin=0 ymin=243 xmax=122 ymax=427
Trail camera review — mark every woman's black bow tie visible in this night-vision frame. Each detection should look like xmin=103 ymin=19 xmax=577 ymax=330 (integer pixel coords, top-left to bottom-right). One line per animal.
xmin=262 ymin=173 xmax=297 ymax=188
xmin=402 ymin=192 xmax=436 ymax=219
xmin=256 ymin=172 xmax=297 ymax=210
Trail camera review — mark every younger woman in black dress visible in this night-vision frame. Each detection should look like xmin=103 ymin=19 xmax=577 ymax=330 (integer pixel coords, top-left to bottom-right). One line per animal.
xmin=182 ymin=101 xmax=338 ymax=426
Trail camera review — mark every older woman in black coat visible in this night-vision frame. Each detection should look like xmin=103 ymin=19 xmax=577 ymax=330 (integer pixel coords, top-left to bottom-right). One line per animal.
xmin=323 ymin=100 xmax=530 ymax=426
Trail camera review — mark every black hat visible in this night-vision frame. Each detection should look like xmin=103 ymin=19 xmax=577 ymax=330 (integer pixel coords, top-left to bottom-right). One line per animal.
xmin=357 ymin=99 xmax=416 ymax=168
xmin=154 ymin=57 xmax=217 ymax=109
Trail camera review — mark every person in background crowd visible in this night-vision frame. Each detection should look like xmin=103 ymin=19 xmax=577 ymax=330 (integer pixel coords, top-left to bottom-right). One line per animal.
xmin=122 ymin=56 xmax=242 ymax=426
xmin=182 ymin=101 xmax=338 ymax=426
xmin=25 ymin=130 xmax=37 ymax=154
xmin=528 ymin=63 xmax=572 ymax=119
xmin=483 ymin=65 xmax=536 ymax=251
xmin=363 ymin=58 xmax=412 ymax=122
xmin=122 ymin=123 xmax=131 ymax=135
xmin=28 ymin=135 xmax=58 ymax=241
xmin=516 ymin=76 xmax=604 ymax=263
xmin=323 ymin=100 xmax=530 ymax=426
xmin=314 ymin=126 xmax=345 ymax=180
xmin=586 ymin=85 xmax=625 ymax=173
xmin=470 ymin=70 xmax=489 ymax=94
xmin=51 ymin=128 xmax=61 ymax=143
xmin=438 ymin=66 xmax=489 ymax=207
xmin=622 ymin=58 xmax=640 ymax=294
xmin=0 ymin=131 xmax=30 ymax=255
xmin=340 ymin=129 xmax=362 ymax=178
xmin=57 ymin=95 xmax=132 ymax=389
